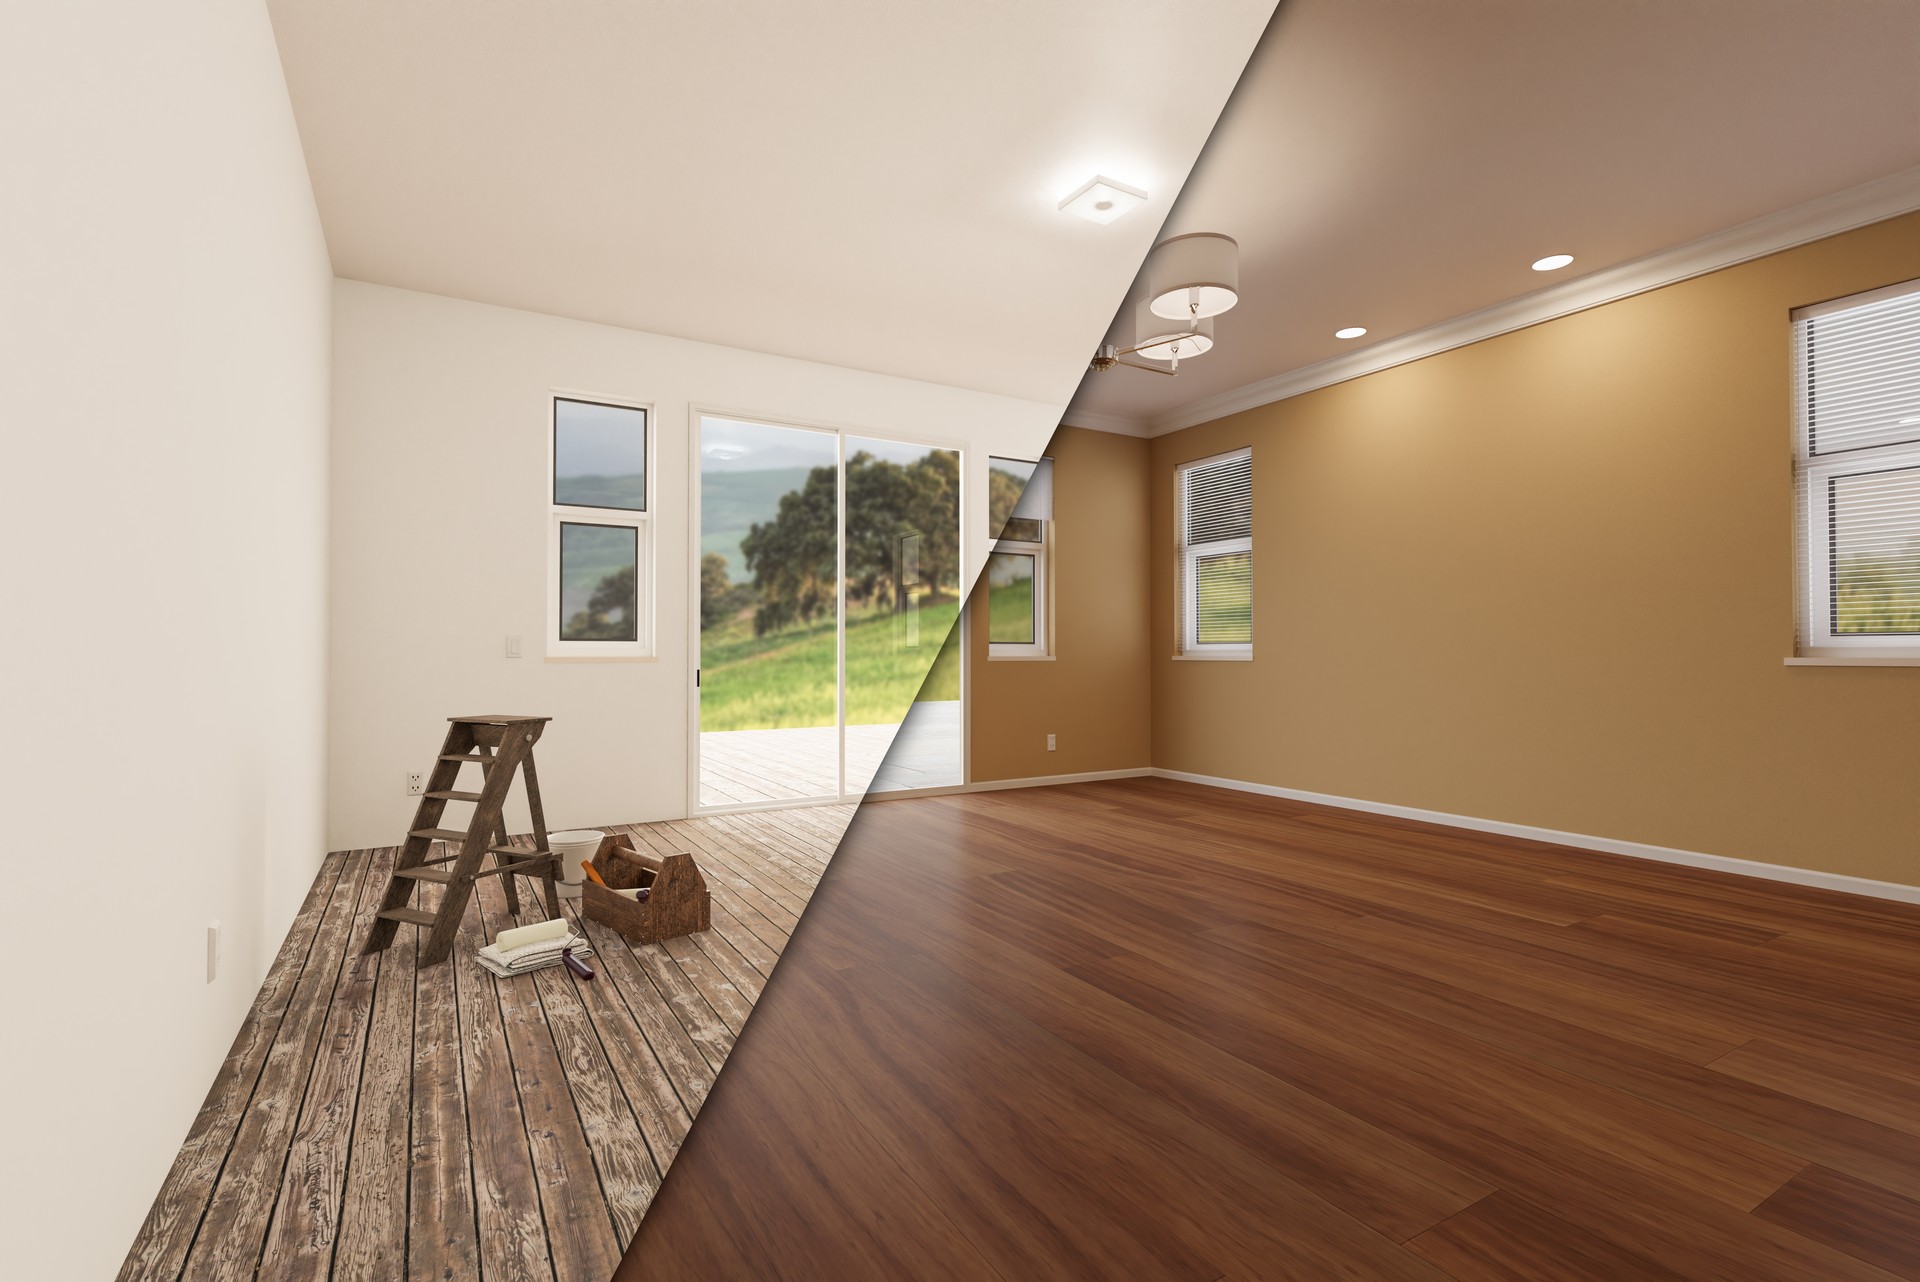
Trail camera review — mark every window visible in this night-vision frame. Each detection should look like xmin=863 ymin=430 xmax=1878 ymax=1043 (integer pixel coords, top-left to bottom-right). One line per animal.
xmin=987 ymin=455 xmax=1052 ymax=658
xmin=549 ymin=395 xmax=650 ymax=657
xmin=1177 ymin=447 xmax=1251 ymax=659
xmin=1794 ymin=279 xmax=1920 ymax=658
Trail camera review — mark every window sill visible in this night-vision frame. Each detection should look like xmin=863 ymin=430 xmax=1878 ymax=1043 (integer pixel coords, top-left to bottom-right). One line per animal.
xmin=1172 ymin=651 xmax=1252 ymax=662
xmin=1784 ymin=655 xmax=1920 ymax=667
xmin=545 ymin=653 xmax=658 ymax=664
xmin=988 ymin=652 xmax=1055 ymax=662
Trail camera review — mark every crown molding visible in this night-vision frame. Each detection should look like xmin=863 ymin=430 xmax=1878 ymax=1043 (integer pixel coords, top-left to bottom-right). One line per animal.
xmin=1144 ymin=163 xmax=1920 ymax=437
xmin=1057 ymin=406 xmax=1153 ymax=437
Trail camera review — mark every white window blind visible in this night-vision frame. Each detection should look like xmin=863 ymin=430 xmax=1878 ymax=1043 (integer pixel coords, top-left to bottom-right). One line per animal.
xmin=1177 ymin=447 xmax=1252 ymax=657
xmin=1794 ymin=278 xmax=1920 ymax=654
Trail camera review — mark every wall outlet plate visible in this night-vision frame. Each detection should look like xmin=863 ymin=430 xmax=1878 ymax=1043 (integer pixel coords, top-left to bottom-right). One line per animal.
xmin=406 ymin=771 xmax=425 ymax=796
xmin=1046 ymin=733 xmax=1056 ymax=751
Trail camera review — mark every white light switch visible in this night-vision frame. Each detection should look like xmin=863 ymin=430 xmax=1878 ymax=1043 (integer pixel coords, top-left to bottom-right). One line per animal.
xmin=207 ymin=921 xmax=220 ymax=983
xmin=505 ymin=634 xmax=522 ymax=658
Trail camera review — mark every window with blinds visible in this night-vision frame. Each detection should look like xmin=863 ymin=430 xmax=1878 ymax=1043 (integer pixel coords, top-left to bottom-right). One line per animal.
xmin=1176 ymin=447 xmax=1252 ymax=657
xmin=1795 ymin=278 xmax=1920 ymax=656
xmin=988 ymin=455 xmax=1052 ymax=658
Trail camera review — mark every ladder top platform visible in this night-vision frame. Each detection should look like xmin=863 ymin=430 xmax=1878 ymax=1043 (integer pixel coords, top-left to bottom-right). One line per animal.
xmin=448 ymin=714 xmax=553 ymax=725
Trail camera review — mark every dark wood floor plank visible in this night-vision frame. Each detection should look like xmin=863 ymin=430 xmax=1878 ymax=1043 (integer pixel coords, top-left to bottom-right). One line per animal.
xmin=1713 ymin=1038 xmax=1920 ymax=1136
xmin=1754 ymin=1165 xmax=1920 ymax=1280
xmin=772 ymin=951 xmax=1458 ymax=1282
xmin=620 ymin=780 xmax=1920 ymax=1282
xmin=1408 ymin=1190 xmax=1695 ymax=1282
xmin=117 ymin=849 xmax=348 ymax=1282
xmin=616 ymin=1010 xmax=1012 ymax=1282
xmin=180 ymin=848 xmax=374 ymax=1280
xmin=1198 ymin=919 xmax=1920 ymax=1203
xmin=896 ymin=914 xmax=1494 ymax=1242
xmin=256 ymin=847 xmax=393 ymax=1280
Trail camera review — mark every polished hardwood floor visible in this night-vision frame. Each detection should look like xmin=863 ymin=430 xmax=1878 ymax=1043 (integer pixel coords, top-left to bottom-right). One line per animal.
xmin=618 ymin=776 xmax=1920 ymax=1281
xmin=118 ymin=806 xmax=851 ymax=1282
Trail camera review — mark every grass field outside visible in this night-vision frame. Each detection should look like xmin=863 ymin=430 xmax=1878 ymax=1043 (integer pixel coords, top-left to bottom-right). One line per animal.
xmin=699 ymin=597 xmax=960 ymax=732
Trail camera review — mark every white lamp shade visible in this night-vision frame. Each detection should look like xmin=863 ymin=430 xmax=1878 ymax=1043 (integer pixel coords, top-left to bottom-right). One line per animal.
xmin=1147 ymin=232 xmax=1239 ymax=320
xmin=1133 ymin=302 xmax=1213 ymax=361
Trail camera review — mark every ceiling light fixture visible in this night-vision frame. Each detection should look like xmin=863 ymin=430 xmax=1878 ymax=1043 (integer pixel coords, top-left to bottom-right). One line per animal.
xmin=1058 ymin=175 xmax=1148 ymax=224
xmin=1089 ymin=232 xmax=1240 ymax=378
xmin=1147 ymin=232 xmax=1240 ymax=320
xmin=1134 ymin=303 xmax=1215 ymax=363
xmin=1335 ymin=326 xmax=1368 ymax=340
xmin=1532 ymin=253 xmax=1575 ymax=272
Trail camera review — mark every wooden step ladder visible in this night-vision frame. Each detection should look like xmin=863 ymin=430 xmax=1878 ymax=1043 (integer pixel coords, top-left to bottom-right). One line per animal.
xmin=364 ymin=714 xmax=561 ymax=966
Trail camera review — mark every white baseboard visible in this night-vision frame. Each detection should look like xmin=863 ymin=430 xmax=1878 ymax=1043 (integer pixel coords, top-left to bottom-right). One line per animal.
xmin=1148 ymin=768 xmax=1920 ymax=908
xmin=965 ymin=767 xmax=1156 ymax=794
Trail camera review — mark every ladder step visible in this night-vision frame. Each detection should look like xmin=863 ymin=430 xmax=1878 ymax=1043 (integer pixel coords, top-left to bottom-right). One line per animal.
xmin=475 ymin=855 xmax=555 ymax=880
xmin=439 ymin=753 xmax=494 ymax=763
xmin=425 ymin=789 xmax=482 ymax=802
xmin=409 ymin=827 xmax=470 ymax=843
xmin=489 ymin=845 xmax=551 ymax=857
xmin=376 ymin=906 xmax=438 ymax=928
xmin=392 ymin=865 xmax=454 ymax=883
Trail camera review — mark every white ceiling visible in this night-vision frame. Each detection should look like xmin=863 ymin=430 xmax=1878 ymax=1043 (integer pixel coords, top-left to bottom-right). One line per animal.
xmin=1068 ymin=0 xmax=1920 ymax=431
xmin=265 ymin=0 xmax=1276 ymax=407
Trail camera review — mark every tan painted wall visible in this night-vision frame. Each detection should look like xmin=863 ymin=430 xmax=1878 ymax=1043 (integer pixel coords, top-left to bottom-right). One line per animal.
xmin=970 ymin=426 xmax=1155 ymax=780
xmin=1150 ymin=212 xmax=1920 ymax=887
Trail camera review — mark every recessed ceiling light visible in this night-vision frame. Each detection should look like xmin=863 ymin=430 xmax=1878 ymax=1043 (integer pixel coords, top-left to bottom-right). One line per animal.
xmin=1532 ymin=253 xmax=1575 ymax=272
xmin=1334 ymin=326 xmax=1368 ymax=340
xmin=1059 ymin=175 xmax=1147 ymax=224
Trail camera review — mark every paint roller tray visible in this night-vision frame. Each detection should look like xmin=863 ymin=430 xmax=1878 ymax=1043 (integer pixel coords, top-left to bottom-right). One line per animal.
xmin=582 ymin=833 xmax=711 ymax=945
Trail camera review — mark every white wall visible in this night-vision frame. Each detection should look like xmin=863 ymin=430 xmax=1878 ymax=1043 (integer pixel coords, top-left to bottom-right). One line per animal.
xmin=0 ymin=3 xmax=331 ymax=1276
xmin=330 ymin=281 xmax=1062 ymax=849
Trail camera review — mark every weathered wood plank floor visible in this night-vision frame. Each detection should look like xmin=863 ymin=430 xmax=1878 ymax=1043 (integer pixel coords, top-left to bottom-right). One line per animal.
xmin=117 ymin=804 xmax=851 ymax=1282
xmin=619 ymin=777 xmax=1920 ymax=1282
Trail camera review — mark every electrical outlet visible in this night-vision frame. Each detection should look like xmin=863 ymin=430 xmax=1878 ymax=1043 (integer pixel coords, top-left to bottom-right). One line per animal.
xmin=406 ymin=771 xmax=425 ymax=796
xmin=505 ymin=633 xmax=522 ymax=658
xmin=1046 ymin=733 xmax=1056 ymax=752
xmin=206 ymin=921 xmax=220 ymax=983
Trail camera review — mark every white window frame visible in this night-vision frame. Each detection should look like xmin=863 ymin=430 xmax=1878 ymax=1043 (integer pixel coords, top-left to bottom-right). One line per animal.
xmin=988 ymin=456 xmax=1052 ymax=660
xmin=1793 ymin=279 xmax=1920 ymax=661
xmin=1176 ymin=446 xmax=1252 ymax=661
xmin=547 ymin=392 xmax=653 ymax=660
xmin=987 ymin=527 xmax=1050 ymax=660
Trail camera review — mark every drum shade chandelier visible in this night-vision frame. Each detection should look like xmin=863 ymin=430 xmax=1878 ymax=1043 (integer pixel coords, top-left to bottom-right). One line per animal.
xmin=1090 ymin=232 xmax=1239 ymax=377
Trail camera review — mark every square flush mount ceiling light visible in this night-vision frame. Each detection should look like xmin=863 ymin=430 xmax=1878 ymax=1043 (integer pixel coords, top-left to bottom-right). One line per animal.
xmin=1059 ymin=175 xmax=1148 ymax=224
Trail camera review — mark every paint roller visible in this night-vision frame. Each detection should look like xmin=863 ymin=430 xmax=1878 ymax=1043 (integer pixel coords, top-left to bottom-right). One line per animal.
xmin=493 ymin=916 xmax=570 ymax=952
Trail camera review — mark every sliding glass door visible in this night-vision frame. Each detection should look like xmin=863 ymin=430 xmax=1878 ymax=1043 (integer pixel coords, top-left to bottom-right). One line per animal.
xmin=696 ymin=416 xmax=962 ymax=809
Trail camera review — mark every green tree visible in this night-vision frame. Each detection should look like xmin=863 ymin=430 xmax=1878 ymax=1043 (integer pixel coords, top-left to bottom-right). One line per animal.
xmin=564 ymin=565 xmax=636 ymax=640
xmin=740 ymin=448 xmax=963 ymax=633
xmin=741 ymin=464 xmax=837 ymax=635
xmin=701 ymin=551 xmax=756 ymax=629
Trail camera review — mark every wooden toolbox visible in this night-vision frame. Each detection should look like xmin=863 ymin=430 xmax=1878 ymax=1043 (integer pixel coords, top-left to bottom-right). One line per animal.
xmin=580 ymin=833 xmax=711 ymax=945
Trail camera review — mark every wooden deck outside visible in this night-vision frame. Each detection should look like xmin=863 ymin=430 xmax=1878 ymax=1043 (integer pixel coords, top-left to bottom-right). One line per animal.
xmin=117 ymin=804 xmax=853 ymax=1282
xmin=698 ymin=699 xmax=962 ymax=807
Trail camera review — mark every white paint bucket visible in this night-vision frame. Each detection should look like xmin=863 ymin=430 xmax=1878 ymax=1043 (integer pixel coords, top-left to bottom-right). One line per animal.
xmin=548 ymin=829 xmax=606 ymax=899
